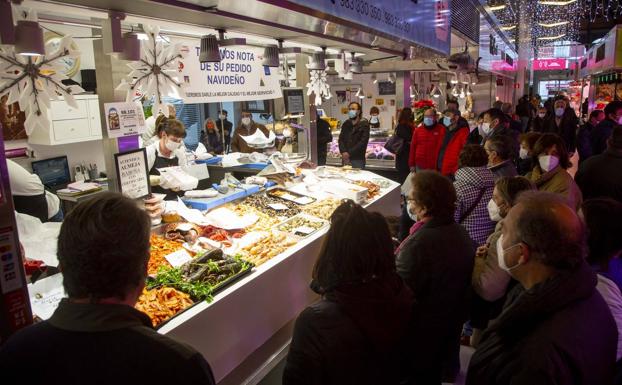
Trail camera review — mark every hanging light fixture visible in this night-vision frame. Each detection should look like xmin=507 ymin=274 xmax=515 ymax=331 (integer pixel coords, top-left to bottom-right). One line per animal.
xmin=466 ymin=85 xmax=473 ymax=96
xmin=430 ymin=84 xmax=442 ymax=98
xmin=0 ymin=0 xmax=16 ymax=44
xmin=262 ymin=45 xmax=280 ymax=67
xmin=371 ymin=73 xmax=377 ymax=84
xmin=349 ymin=52 xmax=363 ymax=73
xmin=450 ymin=73 xmax=459 ymax=84
xmin=459 ymin=86 xmax=466 ymax=98
xmin=356 ymin=87 xmax=365 ymax=99
xmin=388 ymin=73 xmax=396 ymax=83
xmin=199 ymin=34 xmax=221 ymax=63
xmin=15 ymin=20 xmax=45 ymax=56
xmin=307 ymin=50 xmax=326 ymax=70
xmin=121 ymin=32 xmax=141 ymax=61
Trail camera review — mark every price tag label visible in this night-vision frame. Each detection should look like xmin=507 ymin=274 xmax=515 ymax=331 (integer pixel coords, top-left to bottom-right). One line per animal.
xmin=164 ymin=249 xmax=193 ymax=267
xmin=268 ymin=203 xmax=289 ymax=211
xmin=293 ymin=226 xmax=315 ymax=235
xmin=294 ymin=196 xmax=314 ymax=205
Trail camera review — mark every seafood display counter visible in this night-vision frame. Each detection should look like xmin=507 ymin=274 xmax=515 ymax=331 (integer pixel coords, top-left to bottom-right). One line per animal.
xmin=29 ymin=167 xmax=401 ymax=384
xmin=158 ymin=168 xmax=400 ymax=383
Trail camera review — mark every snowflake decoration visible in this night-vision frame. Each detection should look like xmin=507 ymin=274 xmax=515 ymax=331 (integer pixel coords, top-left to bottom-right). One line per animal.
xmin=0 ymin=36 xmax=84 ymax=135
xmin=116 ymin=25 xmax=188 ymax=115
xmin=306 ymin=70 xmax=331 ymax=106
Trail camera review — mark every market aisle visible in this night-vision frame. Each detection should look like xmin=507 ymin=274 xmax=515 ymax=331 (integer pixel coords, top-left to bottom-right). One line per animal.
xmin=257 ymin=345 xmax=475 ymax=385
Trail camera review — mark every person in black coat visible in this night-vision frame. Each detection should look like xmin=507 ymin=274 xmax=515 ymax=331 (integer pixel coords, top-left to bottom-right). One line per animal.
xmin=591 ymin=101 xmax=622 ymax=156
xmin=216 ymin=109 xmax=233 ymax=153
xmin=542 ymin=98 xmax=578 ymax=153
xmin=576 ymin=125 xmax=622 ymax=203
xmin=576 ymin=109 xmax=604 ymax=163
xmin=397 ymin=171 xmax=475 ymax=384
xmin=200 ymin=118 xmax=223 ymax=154
xmin=394 ymin=107 xmax=414 ymax=184
xmin=284 ymin=201 xmax=413 ymax=385
xmin=316 ymin=113 xmax=333 ymax=166
xmin=466 ymin=191 xmax=617 ymax=385
xmin=0 ymin=193 xmax=216 ymax=385
xmin=338 ymin=102 xmax=370 ymax=169
xmin=530 ymin=106 xmax=548 ymax=132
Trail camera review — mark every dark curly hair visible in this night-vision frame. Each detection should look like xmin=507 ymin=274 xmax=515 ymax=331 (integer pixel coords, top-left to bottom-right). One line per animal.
xmin=312 ymin=200 xmax=395 ymax=291
xmin=519 ymin=132 xmax=542 ymax=152
xmin=532 ymin=133 xmax=572 ymax=170
xmin=410 ymin=170 xmax=456 ymax=218
xmin=58 ymin=192 xmax=151 ymax=301
xmin=458 ymin=144 xmax=488 ymax=168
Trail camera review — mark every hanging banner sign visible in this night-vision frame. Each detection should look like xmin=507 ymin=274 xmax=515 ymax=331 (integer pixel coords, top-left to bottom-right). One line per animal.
xmin=533 ymin=58 xmax=568 ymax=71
xmin=114 ymin=148 xmax=150 ymax=200
xmin=259 ymin=0 xmax=450 ymax=55
xmin=179 ymin=45 xmax=283 ymax=103
xmin=104 ymin=102 xmax=147 ymax=138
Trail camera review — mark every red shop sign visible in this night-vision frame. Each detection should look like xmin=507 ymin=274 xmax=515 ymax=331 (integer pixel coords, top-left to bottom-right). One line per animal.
xmin=533 ymin=58 xmax=567 ymax=71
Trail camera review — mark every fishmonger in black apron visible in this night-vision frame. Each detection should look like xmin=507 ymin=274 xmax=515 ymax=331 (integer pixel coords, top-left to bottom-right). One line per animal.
xmin=149 ymin=152 xmax=184 ymax=201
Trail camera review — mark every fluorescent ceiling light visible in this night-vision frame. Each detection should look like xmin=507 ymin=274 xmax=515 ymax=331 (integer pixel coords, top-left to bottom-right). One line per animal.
xmin=538 ymin=0 xmax=577 ymax=5
xmin=539 ymin=21 xmax=569 ymax=27
xmin=501 ymin=25 xmax=516 ymax=31
xmin=537 ymin=33 xmax=566 ymax=41
xmin=489 ymin=5 xmax=506 ymax=11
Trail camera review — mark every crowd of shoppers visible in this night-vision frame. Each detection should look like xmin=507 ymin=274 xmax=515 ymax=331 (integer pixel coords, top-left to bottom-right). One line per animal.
xmin=3 ymin=93 xmax=622 ymax=385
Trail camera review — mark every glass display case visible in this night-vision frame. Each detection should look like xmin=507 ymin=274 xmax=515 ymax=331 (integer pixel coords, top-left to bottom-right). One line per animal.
xmin=326 ymin=128 xmax=396 ymax=170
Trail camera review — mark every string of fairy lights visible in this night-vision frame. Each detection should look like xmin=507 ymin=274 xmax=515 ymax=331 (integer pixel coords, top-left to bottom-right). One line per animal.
xmin=489 ymin=0 xmax=621 ymax=50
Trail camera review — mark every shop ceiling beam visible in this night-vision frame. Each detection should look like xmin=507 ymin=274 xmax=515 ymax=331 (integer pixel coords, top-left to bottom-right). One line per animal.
xmin=40 ymin=0 xmax=408 ymax=58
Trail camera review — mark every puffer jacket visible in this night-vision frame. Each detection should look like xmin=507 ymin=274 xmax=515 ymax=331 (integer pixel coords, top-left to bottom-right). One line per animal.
xmin=408 ymin=123 xmax=445 ymax=170
xmin=283 ymin=274 xmax=413 ymax=385
xmin=454 ymin=166 xmax=496 ymax=246
xmin=467 ymin=261 xmax=617 ymax=385
xmin=438 ymin=124 xmax=470 ymax=177
xmin=526 ymin=166 xmax=583 ymax=211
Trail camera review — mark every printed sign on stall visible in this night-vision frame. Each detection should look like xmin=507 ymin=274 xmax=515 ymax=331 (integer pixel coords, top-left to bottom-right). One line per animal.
xmin=104 ymin=102 xmax=147 ymax=138
xmin=179 ymin=45 xmax=283 ymax=103
xmin=114 ymin=148 xmax=150 ymax=200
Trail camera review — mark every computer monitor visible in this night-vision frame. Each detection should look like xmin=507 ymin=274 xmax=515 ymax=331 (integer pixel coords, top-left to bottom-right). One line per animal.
xmin=31 ymin=156 xmax=71 ymax=188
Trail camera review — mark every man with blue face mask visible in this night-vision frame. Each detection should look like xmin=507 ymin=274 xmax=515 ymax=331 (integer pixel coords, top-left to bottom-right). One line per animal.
xmin=437 ymin=109 xmax=469 ymax=178
xmin=466 ymin=191 xmax=617 ymax=385
xmin=543 ymin=97 xmax=578 ymax=155
xmin=408 ymin=107 xmax=445 ymax=172
xmin=338 ymin=101 xmax=370 ymax=169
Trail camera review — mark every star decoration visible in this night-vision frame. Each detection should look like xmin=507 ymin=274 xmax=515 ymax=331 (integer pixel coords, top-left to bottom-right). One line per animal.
xmin=306 ymin=70 xmax=331 ymax=106
xmin=116 ymin=25 xmax=188 ymax=115
xmin=0 ymin=35 xmax=84 ymax=135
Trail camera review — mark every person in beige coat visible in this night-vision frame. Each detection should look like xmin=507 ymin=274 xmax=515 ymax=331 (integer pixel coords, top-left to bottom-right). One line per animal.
xmin=470 ymin=176 xmax=536 ymax=347
xmin=525 ymin=133 xmax=583 ymax=211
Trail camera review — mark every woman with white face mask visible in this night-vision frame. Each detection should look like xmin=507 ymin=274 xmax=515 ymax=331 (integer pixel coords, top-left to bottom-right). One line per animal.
xmin=230 ymin=111 xmax=271 ymax=153
xmin=525 ymin=133 xmax=583 ymax=211
xmin=395 ymin=171 xmax=475 ymax=384
xmin=542 ymin=98 xmax=579 ymax=155
xmin=368 ymin=106 xmax=381 ymax=129
xmin=469 ymin=176 xmax=535 ymax=347
xmin=146 ymin=118 xmax=190 ymax=200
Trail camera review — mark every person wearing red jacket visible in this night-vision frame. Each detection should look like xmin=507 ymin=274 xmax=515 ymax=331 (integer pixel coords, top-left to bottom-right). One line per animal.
xmin=438 ymin=109 xmax=470 ymax=178
xmin=408 ymin=108 xmax=445 ymax=172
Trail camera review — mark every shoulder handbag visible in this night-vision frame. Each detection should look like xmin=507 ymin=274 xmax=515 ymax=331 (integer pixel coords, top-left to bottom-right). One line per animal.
xmin=384 ymin=134 xmax=404 ymax=154
xmin=459 ymin=188 xmax=486 ymax=224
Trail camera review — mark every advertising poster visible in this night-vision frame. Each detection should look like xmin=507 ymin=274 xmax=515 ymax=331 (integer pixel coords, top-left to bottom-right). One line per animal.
xmin=180 ymin=45 xmax=283 ymax=103
xmin=104 ymin=102 xmax=147 ymax=138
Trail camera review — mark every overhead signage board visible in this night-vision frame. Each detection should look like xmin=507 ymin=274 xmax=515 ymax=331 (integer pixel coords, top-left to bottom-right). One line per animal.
xmin=533 ymin=58 xmax=567 ymax=71
xmin=179 ymin=45 xmax=283 ymax=104
xmin=259 ymin=0 xmax=451 ymax=55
